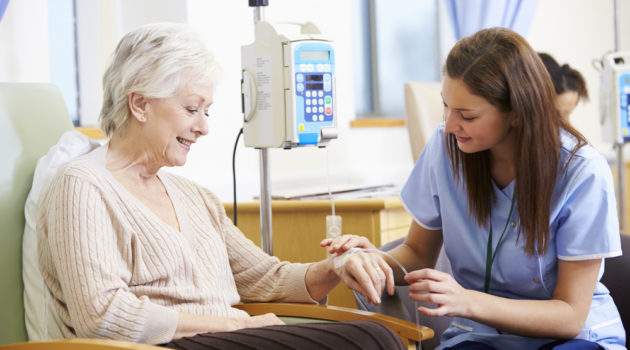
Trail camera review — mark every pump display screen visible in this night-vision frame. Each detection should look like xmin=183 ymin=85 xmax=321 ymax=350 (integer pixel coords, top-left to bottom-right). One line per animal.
xmin=300 ymin=50 xmax=330 ymax=61
xmin=306 ymin=83 xmax=324 ymax=90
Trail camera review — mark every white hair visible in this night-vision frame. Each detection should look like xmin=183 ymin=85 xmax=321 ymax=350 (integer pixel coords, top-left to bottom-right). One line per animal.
xmin=99 ymin=22 xmax=222 ymax=137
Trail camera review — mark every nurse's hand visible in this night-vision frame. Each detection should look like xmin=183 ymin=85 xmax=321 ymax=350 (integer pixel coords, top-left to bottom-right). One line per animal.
xmin=332 ymin=249 xmax=394 ymax=305
xmin=404 ymin=268 xmax=471 ymax=317
xmin=320 ymin=234 xmax=376 ymax=255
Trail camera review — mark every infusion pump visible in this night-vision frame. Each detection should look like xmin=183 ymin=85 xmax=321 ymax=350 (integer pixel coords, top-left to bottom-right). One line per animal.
xmin=599 ymin=51 xmax=630 ymax=144
xmin=241 ymin=20 xmax=338 ymax=149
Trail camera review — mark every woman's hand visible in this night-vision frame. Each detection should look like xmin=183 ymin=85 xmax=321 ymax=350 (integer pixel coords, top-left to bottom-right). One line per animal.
xmin=174 ymin=312 xmax=285 ymax=339
xmin=320 ymin=234 xmax=376 ymax=255
xmin=235 ymin=313 xmax=285 ymax=329
xmin=332 ymin=250 xmax=395 ymax=305
xmin=404 ymin=268 xmax=471 ymax=318
xmin=320 ymin=234 xmax=394 ymax=305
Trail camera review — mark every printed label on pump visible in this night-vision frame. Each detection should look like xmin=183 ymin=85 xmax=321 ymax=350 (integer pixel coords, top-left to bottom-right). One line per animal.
xmin=256 ymin=56 xmax=273 ymax=113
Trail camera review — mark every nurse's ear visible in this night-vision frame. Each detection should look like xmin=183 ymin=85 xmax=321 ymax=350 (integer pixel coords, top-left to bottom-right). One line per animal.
xmin=129 ymin=92 xmax=148 ymax=123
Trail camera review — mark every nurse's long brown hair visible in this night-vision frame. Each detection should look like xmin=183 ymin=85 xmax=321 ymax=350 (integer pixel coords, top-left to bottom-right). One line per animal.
xmin=444 ymin=27 xmax=587 ymax=255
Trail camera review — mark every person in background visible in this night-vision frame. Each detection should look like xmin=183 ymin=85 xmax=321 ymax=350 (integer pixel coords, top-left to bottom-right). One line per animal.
xmin=324 ymin=27 xmax=624 ymax=349
xmin=538 ymin=52 xmax=589 ymax=119
xmin=37 ymin=22 xmax=400 ymax=350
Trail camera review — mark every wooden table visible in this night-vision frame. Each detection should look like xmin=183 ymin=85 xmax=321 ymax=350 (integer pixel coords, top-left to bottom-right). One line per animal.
xmin=224 ymin=197 xmax=412 ymax=308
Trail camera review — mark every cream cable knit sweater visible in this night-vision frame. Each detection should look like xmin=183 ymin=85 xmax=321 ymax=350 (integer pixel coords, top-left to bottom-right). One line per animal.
xmin=38 ymin=145 xmax=316 ymax=344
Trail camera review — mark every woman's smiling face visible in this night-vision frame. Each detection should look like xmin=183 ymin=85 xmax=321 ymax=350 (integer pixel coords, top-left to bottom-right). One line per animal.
xmin=141 ymin=82 xmax=213 ymax=167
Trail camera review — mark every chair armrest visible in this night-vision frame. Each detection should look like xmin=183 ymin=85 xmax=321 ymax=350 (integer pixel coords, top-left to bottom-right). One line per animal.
xmin=0 ymin=338 xmax=164 ymax=350
xmin=234 ymin=302 xmax=434 ymax=344
xmin=1 ymin=305 xmax=433 ymax=349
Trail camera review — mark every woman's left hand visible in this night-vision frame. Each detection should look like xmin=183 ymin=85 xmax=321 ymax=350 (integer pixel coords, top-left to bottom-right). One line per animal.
xmin=332 ymin=250 xmax=395 ymax=305
xmin=404 ymin=268 xmax=472 ymax=318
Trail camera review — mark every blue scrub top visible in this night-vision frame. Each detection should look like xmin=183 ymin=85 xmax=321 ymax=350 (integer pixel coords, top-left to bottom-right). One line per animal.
xmin=400 ymin=124 xmax=625 ymax=350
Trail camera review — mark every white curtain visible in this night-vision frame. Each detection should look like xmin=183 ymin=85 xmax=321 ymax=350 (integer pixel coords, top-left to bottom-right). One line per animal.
xmin=445 ymin=0 xmax=539 ymax=40
xmin=0 ymin=0 xmax=50 ymax=83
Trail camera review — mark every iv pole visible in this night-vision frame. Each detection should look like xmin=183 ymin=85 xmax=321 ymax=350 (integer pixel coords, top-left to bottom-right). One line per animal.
xmin=612 ymin=0 xmax=625 ymax=232
xmin=249 ymin=0 xmax=273 ymax=255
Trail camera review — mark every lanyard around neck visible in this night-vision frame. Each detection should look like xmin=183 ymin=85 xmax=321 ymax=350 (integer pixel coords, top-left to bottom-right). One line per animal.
xmin=483 ymin=195 xmax=516 ymax=293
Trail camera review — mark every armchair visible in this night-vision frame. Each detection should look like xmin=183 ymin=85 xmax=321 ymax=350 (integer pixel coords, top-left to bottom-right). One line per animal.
xmin=0 ymin=83 xmax=431 ymax=349
xmin=0 ymin=83 xmax=74 ymax=345
xmin=403 ymin=82 xmax=443 ymax=162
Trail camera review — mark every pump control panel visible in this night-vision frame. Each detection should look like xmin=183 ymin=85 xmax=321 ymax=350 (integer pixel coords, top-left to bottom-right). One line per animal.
xmin=289 ymin=42 xmax=335 ymax=145
xmin=618 ymin=73 xmax=630 ymax=141
xmin=600 ymin=52 xmax=630 ymax=144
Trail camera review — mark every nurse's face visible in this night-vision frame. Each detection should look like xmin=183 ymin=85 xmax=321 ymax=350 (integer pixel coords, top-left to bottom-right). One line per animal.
xmin=442 ymin=75 xmax=516 ymax=155
xmin=557 ymin=90 xmax=579 ymax=120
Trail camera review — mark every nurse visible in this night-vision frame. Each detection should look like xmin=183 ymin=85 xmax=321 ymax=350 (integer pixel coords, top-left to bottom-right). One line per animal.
xmin=538 ymin=52 xmax=589 ymax=120
xmin=324 ymin=27 xmax=624 ymax=349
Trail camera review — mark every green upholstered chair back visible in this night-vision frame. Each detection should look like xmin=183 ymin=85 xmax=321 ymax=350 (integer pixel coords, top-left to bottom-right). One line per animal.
xmin=0 ymin=83 xmax=73 ymax=345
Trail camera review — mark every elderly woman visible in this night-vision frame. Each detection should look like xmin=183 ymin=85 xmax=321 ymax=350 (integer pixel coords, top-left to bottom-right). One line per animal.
xmin=37 ymin=23 xmax=401 ymax=350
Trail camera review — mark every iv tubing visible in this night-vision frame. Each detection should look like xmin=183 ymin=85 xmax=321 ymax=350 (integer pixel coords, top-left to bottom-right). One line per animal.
xmin=326 ymin=147 xmax=336 ymax=216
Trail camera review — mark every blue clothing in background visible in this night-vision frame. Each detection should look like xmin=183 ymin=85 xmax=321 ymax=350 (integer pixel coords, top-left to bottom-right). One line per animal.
xmin=0 ymin=0 xmax=9 ymax=22
xmin=400 ymin=124 xmax=625 ymax=349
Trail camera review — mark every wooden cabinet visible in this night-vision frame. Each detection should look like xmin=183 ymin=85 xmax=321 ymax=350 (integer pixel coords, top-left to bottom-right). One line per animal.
xmin=224 ymin=197 xmax=412 ymax=308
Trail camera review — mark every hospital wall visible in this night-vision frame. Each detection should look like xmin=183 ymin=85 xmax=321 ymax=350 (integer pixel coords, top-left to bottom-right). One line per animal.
xmin=1 ymin=0 xmax=629 ymax=204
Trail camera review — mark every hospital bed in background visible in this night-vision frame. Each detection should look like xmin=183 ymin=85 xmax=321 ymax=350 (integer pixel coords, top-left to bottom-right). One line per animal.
xmin=0 ymin=82 xmax=431 ymax=349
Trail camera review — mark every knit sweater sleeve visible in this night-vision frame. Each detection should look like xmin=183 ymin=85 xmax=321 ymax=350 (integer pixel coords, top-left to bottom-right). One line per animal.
xmin=39 ymin=169 xmax=179 ymax=344
xmin=197 ymin=187 xmax=319 ymax=304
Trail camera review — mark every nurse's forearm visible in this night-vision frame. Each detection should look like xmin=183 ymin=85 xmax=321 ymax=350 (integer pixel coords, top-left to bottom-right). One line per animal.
xmin=452 ymin=259 xmax=600 ymax=338
xmin=383 ymin=243 xmax=428 ymax=284
xmin=385 ymin=221 xmax=443 ymax=284
xmin=458 ymin=291 xmax=587 ymax=338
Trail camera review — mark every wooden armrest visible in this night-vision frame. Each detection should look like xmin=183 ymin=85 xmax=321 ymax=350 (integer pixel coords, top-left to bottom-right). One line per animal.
xmin=0 ymin=338 xmax=163 ymax=350
xmin=0 ymin=304 xmax=433 ymax=349
xmin=234 ymin=302 xmax=434 ymax=344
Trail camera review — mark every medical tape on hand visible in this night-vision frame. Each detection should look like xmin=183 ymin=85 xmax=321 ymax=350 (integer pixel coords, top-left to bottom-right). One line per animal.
xmin=332 ymin=247 xmax=365 ymax=269
xmin=332 ymin=247 xmax=409 ymax=275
